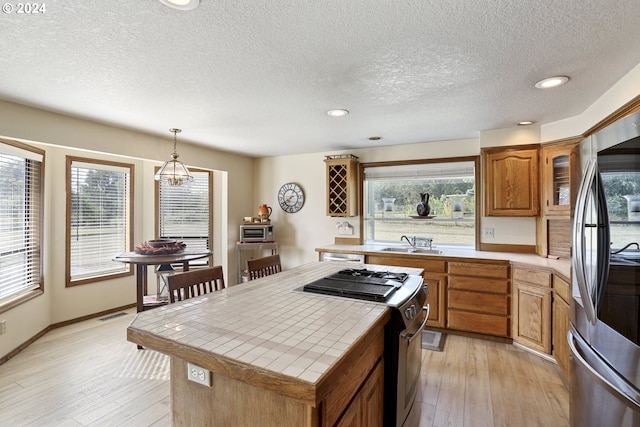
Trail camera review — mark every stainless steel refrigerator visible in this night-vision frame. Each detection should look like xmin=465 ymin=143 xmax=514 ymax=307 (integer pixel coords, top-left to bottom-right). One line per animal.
xmin=570 ymin=110 xmax=640 ymax=426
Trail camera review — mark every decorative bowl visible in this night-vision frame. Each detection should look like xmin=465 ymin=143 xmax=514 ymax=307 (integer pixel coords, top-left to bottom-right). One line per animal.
xmin=147 ymin=239 xmax=176 ymax=248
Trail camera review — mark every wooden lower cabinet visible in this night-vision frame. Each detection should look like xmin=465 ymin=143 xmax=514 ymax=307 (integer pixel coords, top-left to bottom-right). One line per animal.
xmin=513 ymin=283 xmax=552 ymax=353
xmin=552 ymin=276 xmax=571 ymax=381
xmin=512 ymin=265 xmax=552 ymax=354
xmin=336 ymin=360 xmax=384 ymax=427
xmin=366 ymin=255 xmax=447 ymax=328
xmin=447 ymin=261 xmax=511 ymax=337
xmin=422 ymin=272 xmax=446 ymax=328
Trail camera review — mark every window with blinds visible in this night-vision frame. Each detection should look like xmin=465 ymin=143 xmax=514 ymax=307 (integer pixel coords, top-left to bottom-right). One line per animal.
xmin=67 ymin=157 xmax=133 ymax=286
xmin=0 ymin=141 xmax=43 ymax=304
xmin=157 ymin=169 xmax=212 ymax=259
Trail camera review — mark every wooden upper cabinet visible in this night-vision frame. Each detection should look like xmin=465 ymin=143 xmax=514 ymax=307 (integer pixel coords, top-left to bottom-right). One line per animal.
xmin=541 ymin=141 xmax=580 ymax=217
xmin=325 ymin=154 xmax=359 ymax=217
xmin=483 ymin=146 xmax=539 ymax=216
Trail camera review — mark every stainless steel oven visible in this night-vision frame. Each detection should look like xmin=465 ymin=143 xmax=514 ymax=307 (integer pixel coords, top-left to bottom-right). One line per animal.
xmin=385 ymin=286 xmax=429 ymax=427
xmin=301 ymin=267 xmax=428 ymax=427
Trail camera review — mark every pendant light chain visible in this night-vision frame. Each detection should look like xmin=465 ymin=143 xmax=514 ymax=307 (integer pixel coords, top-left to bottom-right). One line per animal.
xmin=171 ymin=128 xmax=181 ymax=160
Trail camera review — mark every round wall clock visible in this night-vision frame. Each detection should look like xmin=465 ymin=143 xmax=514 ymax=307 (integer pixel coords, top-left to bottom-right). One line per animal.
xmin=278 ymin=182 xmax=305 ymax=213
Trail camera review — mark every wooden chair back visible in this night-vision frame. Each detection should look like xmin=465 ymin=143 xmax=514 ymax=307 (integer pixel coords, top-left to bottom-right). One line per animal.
xmin=168 ymin=265 xmax=225 ymax=303
xmin=246 ymin=254 xmax=282 ymax=281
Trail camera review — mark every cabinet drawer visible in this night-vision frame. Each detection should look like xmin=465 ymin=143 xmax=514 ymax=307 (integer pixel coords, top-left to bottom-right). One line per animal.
xmin=448 ymin=289 xmax=509 ymax=315
xmin=447 ymin=310 xmax=510 ymax=337
xmin=448 ymin=262 xmax=509 ymax=279
xmin=448 ymin=275 xmax=509 ymax=294
xmin=513 ymin=267 xmax=551 ymax=287
xmin=554 ymin=274 xmax=571 ymax=304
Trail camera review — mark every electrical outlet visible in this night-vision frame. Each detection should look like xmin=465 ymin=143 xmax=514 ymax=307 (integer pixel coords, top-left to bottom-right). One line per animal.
xmin=483 ymin=228 xmax=495 ymax=238
xmin=0 ymin=320 xmax=6 ymax=335
xmin=187 ymin=363 xmax=211 ymax=387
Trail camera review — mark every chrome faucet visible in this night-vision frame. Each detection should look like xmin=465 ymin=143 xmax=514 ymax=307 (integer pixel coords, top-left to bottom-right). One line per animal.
xmin=400 ymin=235 xmax=416 ymax=247
xmin=400 ymin=235 xmax=433 ymax=250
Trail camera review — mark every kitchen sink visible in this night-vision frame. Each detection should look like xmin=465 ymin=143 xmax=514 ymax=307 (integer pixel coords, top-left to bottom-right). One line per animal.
xmin=379 ymin=247 xmax=445 ymax=255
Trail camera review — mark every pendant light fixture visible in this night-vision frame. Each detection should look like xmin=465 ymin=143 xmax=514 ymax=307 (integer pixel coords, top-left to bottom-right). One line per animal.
xmin=154 ymin=128 xmax=194 ymax=186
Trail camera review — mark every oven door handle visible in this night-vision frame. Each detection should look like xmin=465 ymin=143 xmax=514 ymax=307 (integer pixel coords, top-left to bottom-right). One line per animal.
xmin=402 ymin=304 xmax=430 ymax=344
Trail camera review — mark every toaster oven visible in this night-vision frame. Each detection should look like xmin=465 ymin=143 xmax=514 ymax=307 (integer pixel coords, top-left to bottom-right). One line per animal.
xmin=240 ymin=224 xmax=274 ymax=242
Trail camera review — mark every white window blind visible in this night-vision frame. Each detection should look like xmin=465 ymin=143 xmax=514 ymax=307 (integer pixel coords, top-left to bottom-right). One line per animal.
xmin=0 ymin=143 xmax=42 ymax=301
xmin=69 ymin=160 xmax=131 ymax=282
xmin=158 ymin=170 xmax=211 ymax=255
xmin=364 ymin=161 xmax=475 ymax=180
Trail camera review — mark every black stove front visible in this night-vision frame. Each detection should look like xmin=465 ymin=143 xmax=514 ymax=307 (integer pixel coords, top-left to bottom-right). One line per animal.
xmin=302 ymin=268 xmax=409 ymax=302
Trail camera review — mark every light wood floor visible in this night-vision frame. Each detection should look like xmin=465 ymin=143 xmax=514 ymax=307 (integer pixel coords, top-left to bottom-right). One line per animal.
xmin=417 ymin=333 xmax=569 ymax=427
xmin=0 ymin=311 xmax=569 ymax=426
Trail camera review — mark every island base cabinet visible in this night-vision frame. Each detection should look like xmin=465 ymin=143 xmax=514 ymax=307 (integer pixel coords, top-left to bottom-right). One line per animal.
xmin=169 ymin=317 xmax=386 ymax=427
xmin=335 ymin=360 xmax=384 ymax=427
xmin=170 ymin=357 xmax=313 ymax=427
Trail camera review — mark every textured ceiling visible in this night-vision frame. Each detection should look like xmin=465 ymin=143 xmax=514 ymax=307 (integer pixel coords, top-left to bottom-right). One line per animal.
xmin=2 ymin=1 xmax=640 ymax=157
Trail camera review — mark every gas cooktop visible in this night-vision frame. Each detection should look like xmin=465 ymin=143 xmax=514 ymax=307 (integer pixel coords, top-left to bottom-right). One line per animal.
xmin=302 ymin=268 xmax=412 ymax=303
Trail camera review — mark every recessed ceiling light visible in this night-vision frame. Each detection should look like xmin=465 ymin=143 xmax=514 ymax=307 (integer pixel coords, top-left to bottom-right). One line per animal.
xmin=158 ymin=0 xmax=199 ymax=10
xmin=517 ymin=121 xmax=536 ymax=126
xmin=368 ymin=136 xmax=383 ymax=141
xmin=327 ymin=109 xmax=349 ymax=117
xmin=534 ymin=76 xmax=569 ymax=89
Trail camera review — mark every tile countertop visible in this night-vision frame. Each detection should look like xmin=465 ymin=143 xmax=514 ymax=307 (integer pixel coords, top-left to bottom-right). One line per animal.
xmin=127 ymin=261 xmax=423 ymax=405
xmin=315 ymin=244 xmax=572 ymax=279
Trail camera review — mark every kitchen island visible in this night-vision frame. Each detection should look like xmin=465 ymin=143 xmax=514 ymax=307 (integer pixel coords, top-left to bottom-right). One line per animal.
xmin=127 ymin=261 xmax=423 ymax=427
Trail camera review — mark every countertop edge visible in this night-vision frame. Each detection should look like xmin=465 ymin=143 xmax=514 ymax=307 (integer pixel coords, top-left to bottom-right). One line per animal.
xmin=127 ymin=325 xmax=322 ymax=406
xmin=315 ymin=244 xmax=571 ymax=278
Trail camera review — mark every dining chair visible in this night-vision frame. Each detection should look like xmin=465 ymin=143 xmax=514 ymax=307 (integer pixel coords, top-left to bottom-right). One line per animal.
xmin=167 ymin=265 xmax=225 ymax=303
xmin=246 ymin=254 xmax=282 ymax=281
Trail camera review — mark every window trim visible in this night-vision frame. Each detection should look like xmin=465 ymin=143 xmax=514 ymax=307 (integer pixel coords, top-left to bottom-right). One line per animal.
xmin=359 ymin=155 xmax=481 ymax=250
xmin=154 ymin=166 xmax=213 ymax=258
xmin=0 ymin=138 xmax=45 ymax=314
xmin=65 ymin=156 xmax=134 ymax=287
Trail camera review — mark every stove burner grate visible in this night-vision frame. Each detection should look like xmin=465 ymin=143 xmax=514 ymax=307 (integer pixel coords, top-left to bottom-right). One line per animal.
xmin=302 ymin=268 xmax=411 ymax=302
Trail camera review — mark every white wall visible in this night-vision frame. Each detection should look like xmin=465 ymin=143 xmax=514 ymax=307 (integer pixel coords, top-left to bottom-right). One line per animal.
xmin=0 ymin=100 xmax=254 ymax=359
xmin=254 ymin=132 xmax=544 ymax=266
xmin=541 ymin=62 xmax=640 ymax=142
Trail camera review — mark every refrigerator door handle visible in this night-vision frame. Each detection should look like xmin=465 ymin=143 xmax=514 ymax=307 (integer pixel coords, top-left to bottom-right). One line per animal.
xmin=572 ymin=160 xmax=598 ymax=324
xmin=569 ymin=328 xmax=640 ymax=410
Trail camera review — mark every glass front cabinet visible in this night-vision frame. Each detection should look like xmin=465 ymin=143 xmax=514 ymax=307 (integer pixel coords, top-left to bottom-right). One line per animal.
xmin=541 ymin=141 xmax=579 ymax=217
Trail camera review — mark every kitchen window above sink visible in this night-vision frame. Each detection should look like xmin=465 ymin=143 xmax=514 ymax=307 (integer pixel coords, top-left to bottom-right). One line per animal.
xmin=362 ymin=157 xmax=479 ymax=249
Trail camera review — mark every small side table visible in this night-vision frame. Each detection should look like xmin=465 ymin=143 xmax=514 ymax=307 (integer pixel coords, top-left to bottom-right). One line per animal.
xmin=236 ymin=242 xmax=279 ymax=283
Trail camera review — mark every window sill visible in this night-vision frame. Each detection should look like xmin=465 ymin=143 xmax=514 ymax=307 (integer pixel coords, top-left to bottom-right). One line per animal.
xmin=0 ymin=288 xmax=44 ymax=314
